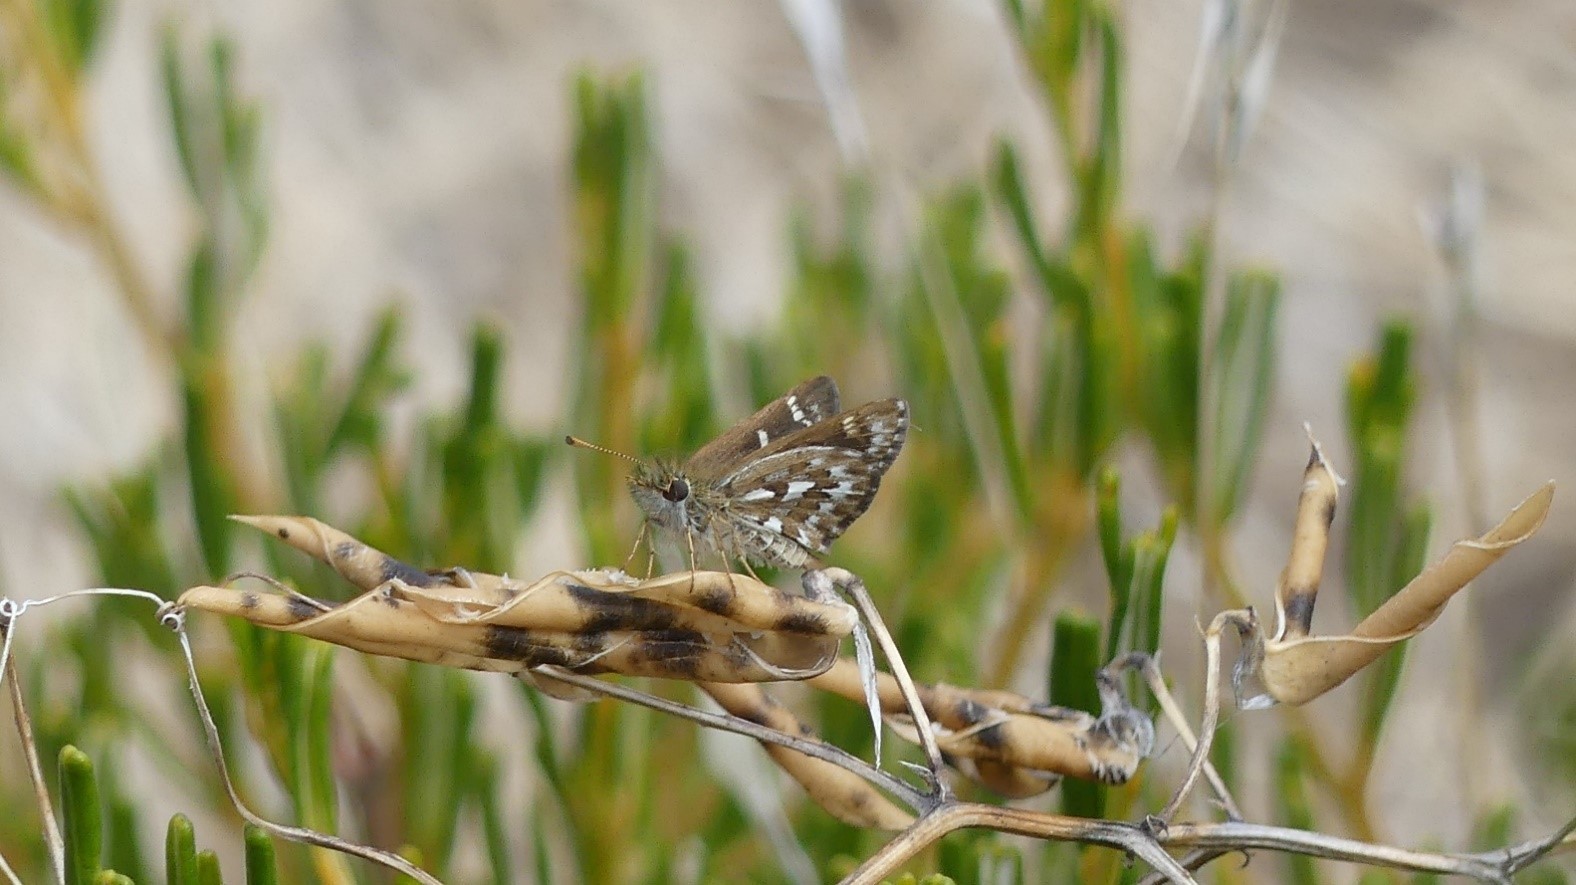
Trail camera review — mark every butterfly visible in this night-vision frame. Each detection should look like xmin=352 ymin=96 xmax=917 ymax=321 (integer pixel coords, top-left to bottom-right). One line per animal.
xmin=569 ymin=376 xmax=909 ymax=571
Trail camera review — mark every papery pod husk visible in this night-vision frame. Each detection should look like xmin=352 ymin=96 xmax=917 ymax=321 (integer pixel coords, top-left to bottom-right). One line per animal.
xmin=181 ymin=515 xmax=858 ymax=684
xmin=1255 ymin=482 xmax=1553 ymax=706
xmin=810 ymin=660 xmax=1148 ymax=790
xmin=231 ymin=515 xmax=855 ymax=636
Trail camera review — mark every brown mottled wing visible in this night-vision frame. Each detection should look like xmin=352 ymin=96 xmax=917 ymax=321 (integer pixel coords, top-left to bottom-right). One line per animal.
xmin=719 ymin=398 xmax=909 ymax=554
xmin=685 ymin=376 xmax=842 ymax=472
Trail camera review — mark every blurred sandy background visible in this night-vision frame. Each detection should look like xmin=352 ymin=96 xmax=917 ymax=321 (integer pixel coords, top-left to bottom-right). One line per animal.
xmin=1 ymin=0 xmax=1574 ymax=859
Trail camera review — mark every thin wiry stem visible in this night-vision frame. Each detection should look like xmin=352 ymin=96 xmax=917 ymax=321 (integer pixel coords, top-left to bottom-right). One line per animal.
xmin=843 ymin=803 xmax=1198 ymax=885
xmin=162 ymin=606 xmax=444 ymax=885
xmin=6 ymin=646 xmax=65 ymax=885
xmin=0 ymin=589 xmax=442 ymax=884
xmin=1134 ymin=815 xmax=1576 ymax=885
xmin=1116 ymin=652 xmax=1243 ymax=821
xmin=1157 ymin=609 xmax=1253 ymax=823
xmin=1501 ymin=812 xmax=1576 ymax=874
xmin=1158 ymin=820 xmax=1505 ymax=882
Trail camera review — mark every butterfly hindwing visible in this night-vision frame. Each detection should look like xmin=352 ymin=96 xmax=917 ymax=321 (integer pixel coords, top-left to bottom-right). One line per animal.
xmin=719 ymin=398 xmax=909 ymax=554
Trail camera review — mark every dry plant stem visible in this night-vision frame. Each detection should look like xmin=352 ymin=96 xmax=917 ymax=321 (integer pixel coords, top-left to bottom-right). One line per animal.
xmin=1154 ymin=819 xmax=1573 ymax=882
xmin=843 ymin=803 xmax=1199 ymax=885
xmin=5 ymin=651 xmax=65 ymax=885
xmin=1134 ymin=815 xmax=1576 ymax=885
xmin=1134 ymin=849 xmax=1234 ymax=885
xmin=811 ymin=568 xmax=949 ymax=799
xmin=536 ymin=666 xmax=931 ymax=812
xmin=165 ymin=596 xmax=418 ymax=883
xmin=1158 ymin=609 xmax=1252 ymax=823
xmin=162 ymin=611 xmax=442 ymax=885
xmin=1194 ymin=139 xmax=1236 ymax=601
xmin=1508 ymin=812 xmax=1576 ymax=872
xmin=1122 ymin=653 xmax=1242 ymax=820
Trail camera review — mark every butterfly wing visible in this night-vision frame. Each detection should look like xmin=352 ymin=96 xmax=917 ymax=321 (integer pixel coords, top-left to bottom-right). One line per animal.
xmin=685 ymin=376 xmax=842 ymax=471
xmin=718 ymin=398 xmax=909 ymax=556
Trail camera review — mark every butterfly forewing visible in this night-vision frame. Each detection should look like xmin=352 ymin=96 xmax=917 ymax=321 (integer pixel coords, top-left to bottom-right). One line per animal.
xmin=685 ymin=375 xmax=842 ymax=471
xmin=719 ymin=398 xmax=909 ymax=555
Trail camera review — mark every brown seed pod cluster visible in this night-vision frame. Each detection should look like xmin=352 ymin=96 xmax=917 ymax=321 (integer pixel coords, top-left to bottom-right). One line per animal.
xmin=178 ymin=516 xmax=857 ymax=691
xmin=809 ymin=659 xmax=1153 ymax=797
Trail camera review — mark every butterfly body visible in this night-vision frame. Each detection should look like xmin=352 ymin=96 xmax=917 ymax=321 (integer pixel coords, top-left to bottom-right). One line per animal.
xmin=626 ymin=376 xmax=908 ymax=570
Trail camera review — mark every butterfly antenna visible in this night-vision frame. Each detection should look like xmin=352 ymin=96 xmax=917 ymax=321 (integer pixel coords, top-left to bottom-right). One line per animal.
xmin=564 ymin=435 xmax=640 ymax=464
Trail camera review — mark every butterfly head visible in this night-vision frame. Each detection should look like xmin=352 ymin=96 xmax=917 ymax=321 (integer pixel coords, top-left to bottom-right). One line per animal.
xmin=628 ymin=457 xmax=709 ymax=533
xmin=566 ymin=435 xmax=709 ymax=535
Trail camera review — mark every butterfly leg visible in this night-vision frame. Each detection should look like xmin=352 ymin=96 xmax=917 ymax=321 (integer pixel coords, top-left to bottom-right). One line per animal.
xmin=712 ymin=537 xmax=752 ymax=596
xmin=623 ymin=521 xmax=653 ymax=578
xmin=737 ymin=556 xmax=763 ymax=583
xmin=684 ymin=527 xmax=715 ymax=595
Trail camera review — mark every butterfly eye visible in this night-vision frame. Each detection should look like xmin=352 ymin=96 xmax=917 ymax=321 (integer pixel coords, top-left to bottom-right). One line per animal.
xmin=663 ymin=477 xmax=690 ymax=502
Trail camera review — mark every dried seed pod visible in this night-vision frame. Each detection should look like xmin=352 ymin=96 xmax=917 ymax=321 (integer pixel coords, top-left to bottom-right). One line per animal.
xmin=1253 ymin=480 xmax=1553 ymax=706
xmin=810 ymin=659 xmax=1152 ymax=792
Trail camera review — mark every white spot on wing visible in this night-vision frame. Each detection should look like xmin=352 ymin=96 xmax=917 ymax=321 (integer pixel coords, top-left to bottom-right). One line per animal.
xmin=756 ymin=429 xmax=769 ymax=448
xmin=783 ymin=480 xmax=815 ymax=500
xmin=762 ymin=516 xmax=784 ymax=533
xmin=786 ymin=394 xmax=805 ymax=424
xmin=741 ymin=488 xmax=776 ymax=501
